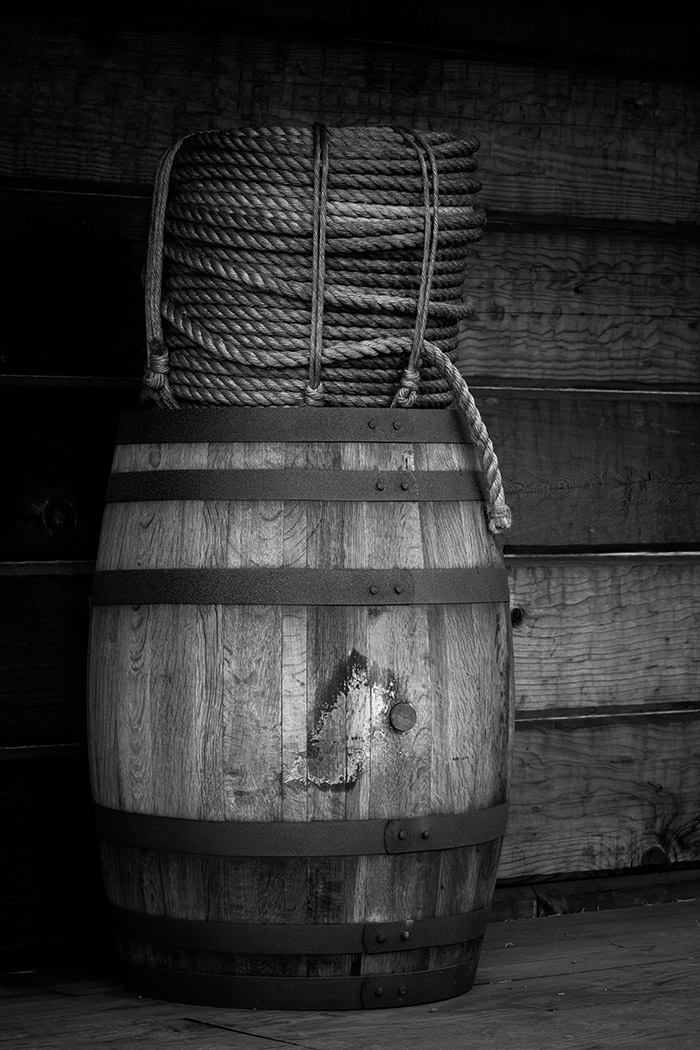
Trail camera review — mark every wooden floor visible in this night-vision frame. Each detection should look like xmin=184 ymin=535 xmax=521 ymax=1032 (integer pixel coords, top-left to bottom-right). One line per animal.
xmin=3 ymin=900 xmax=699 ymax=1050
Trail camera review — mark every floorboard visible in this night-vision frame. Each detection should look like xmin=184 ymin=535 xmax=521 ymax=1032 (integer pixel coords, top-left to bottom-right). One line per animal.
xmin=3 ymin=901 xmax=698 ymax=1049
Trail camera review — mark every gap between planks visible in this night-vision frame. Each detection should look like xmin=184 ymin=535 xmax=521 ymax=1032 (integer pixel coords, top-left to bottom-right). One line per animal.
xmin=3 ymin=551 xmax=700 ymax=577
xmin=3 ymin=901 xmax=698 ymax=1050
xmin=2 ymin=374 xmax=700 ymax=400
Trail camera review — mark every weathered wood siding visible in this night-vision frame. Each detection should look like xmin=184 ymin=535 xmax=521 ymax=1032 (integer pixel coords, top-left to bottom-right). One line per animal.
xmin=1 ymin=0 xmax=698 ymax=959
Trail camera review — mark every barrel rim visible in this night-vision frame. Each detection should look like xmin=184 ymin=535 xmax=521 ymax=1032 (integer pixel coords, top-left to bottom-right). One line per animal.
xmin=119 ymin=957 xmax=480 ymax=1010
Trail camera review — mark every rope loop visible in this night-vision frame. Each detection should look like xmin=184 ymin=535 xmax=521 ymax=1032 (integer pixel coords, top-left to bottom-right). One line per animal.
xmin=141 ymin=339 xmax=179 ymax=409
xmin=303 ymin=381 xmax=326 ymax=406
xmin=391 ymin=367 xmax=421 ymax=409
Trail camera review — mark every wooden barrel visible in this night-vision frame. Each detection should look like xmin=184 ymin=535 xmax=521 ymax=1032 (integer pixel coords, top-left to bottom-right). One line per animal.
xmin=87 ymin=406 xmax=514 ymax=1010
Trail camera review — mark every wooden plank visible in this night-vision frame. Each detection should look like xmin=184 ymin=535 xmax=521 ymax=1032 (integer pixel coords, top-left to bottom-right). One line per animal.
xmin=222 ymin=605 xmax=283 ymax=820
xmin=530 ymin=869 xmax=700 ymax=915
xmin=3 ymin=185 xmax=698 ymax=387
xmin=1 ymin=13 xmax=699 ymax=222
xmin=493 ymin=869 xmax=700 ymax=920
xmin=0 ymin=387 xmax=135 ymax=561
xmin=280 ymin=605 xmax=308 ymax=822
xmin=480 ymin=394 xmax=700 ymax=550
xmin=480 ymin=899 xmax=700 ymax=978
xmin=2 ymin=388 xmax=697 ymax=556
xmin=507 ymin=556 xmax=700 ymax=714
xmin=1 ymin=982 xmax=282 ymax=1049
xmin=87 ymin=430 xmax=512 ymax=989
xmin=490 ymin=883 xmax=539 ymax=920
xmin=470 ymin=228 xmax=700 ymax=317
xmin=501 ymin=712 xmax=700 ymax=880
xmin=478 ymin=128 xmax=699 ymax=224
xmin=8 ymin=704 xmax=697 ymax=935
xmin=0 ymin=573 xmax=90 ymax=745
xmin=192 ymin=902 xmax=700 ymax=1047
xmin=3 ymin=902 xmax=699 ymax=1049
xmin=459 ymin=227 xmax=700 ymax=388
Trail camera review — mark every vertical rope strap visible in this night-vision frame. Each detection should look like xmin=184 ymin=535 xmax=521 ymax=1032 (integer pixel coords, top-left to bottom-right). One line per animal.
xmin=141 ymin=136 xmax=197 ymax=409
xmin=138 ymin=125 xmax=511 ymax=533
xmin=304 ymin=122 xmax=330 ymax=406
xmin=391 ymin=128 xmax=440 ymax=410
xmin=388 ymin=129 xmax=511 ymax=534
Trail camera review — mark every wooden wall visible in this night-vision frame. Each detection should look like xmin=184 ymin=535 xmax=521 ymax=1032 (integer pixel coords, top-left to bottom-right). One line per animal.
xmin=1 ymin=0 xmax=699 ymax=961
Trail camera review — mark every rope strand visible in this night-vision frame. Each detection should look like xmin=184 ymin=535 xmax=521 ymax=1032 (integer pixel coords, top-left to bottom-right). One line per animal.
xmin=141 ymin=125 xmax=511 ymax=532
xmin=305 ymin=122 xmax=330 ymax=405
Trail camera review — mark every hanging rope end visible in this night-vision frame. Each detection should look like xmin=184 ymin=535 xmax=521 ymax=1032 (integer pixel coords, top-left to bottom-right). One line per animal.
xmin=487 ymin=497 xmax=512 ymax=535
xmin=141 ymin=340 xmax=179 ymax=409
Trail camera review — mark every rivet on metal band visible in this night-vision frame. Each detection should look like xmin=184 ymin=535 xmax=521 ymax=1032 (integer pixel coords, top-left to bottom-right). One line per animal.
xmin=104 ymin=468 xmax=483 ymax=504
xmin=93 ymin=802 xmax=509 ymax=857
xmin=119 ymin=958 xmax=480 ymax=1010
xmin=90 ymin=567 xmax=510 ymax=607
xmin=109 ymin=903 xmax=491 ymax=956
xmin=116 ymin=407 xmax=471 ymax=445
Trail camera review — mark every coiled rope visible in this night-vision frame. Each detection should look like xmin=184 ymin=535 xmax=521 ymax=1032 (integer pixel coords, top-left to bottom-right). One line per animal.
xmin=142 ymin=125 xmax=511 ymax=533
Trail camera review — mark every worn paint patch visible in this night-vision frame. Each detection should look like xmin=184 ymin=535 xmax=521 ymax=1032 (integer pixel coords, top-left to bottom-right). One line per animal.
xmin=285 ymin=650 xmax=407 ymax=792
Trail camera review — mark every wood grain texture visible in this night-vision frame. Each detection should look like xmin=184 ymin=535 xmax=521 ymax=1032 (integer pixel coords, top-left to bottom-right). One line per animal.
xmin=1 ymin=12 xmax=699 ymax=222
xmin=87 ymin=419 xmax=513 ymax=997
xmin=2 ymin=0 xmax=699 ymax=967
xmin=4 ymin=190 xmax=699 ymax=389
xmin=460 ymin=228 xmax=700 ymax=387
xmin=508 ymin=557 xmax=700 ymax=714
xmin=524 ymin=869 xmax=700 ymax=918
xmin=106 ymin=399 xmax=700 ymax=554
xmin=481 ymin=395 xmax=700 ymax=550
xmin=7 ymin=555 xmax=697 ymax=751
xmin=492 ymin=868 xmax=700 ymax=921
xmin=502 ymin=712 xmax=700 ymax=880
xmin=2 ymin=389 xmax=697 ymax=560
xmin=4 ymin=901 xmax=700 ymax=1049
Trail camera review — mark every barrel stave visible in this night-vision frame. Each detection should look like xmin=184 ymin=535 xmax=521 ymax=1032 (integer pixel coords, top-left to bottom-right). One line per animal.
xmin=87 ymin=410 xmax=513 ymax=1006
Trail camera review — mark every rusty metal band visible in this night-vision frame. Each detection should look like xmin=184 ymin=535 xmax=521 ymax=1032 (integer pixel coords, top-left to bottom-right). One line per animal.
xmin=90 ymin=567 xmax=509 ymax=607
xmin=111 ymin=903 xmax=490 ymax=956
xmin=116 ymin=407 xmax=470 ymax=445
xmin=120 ymin=958 xmax=480 ymax=1010
xmin=105 ymin=468 xmax=483 ymax=503
xmin=93 ymin=802 xmax=509 ymax=857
